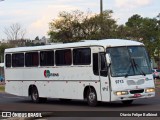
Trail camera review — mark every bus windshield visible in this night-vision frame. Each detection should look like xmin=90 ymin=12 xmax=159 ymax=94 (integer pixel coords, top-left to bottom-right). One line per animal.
xmin=107 ymin=46 xmax=152 ymax=77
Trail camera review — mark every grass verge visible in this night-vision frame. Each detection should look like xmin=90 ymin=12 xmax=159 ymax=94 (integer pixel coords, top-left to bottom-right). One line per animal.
xmin=154 ymin=79 xmax=160 ymax=88
xmin=0 ymin=85 xmax=5 ymax=92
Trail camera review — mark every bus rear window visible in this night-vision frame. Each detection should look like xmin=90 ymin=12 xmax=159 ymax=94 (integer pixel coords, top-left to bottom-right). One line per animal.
xmin=5 ymin=54 xmax=11 ymax=67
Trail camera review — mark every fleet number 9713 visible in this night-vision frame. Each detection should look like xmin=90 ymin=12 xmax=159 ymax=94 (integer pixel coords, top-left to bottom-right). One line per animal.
xmin=115 ymin=80 xmax=124 ymax=84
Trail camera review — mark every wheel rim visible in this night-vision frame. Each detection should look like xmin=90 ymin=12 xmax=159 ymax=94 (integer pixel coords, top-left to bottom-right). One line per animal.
xmin=88 ymin=92 xmax=96 ymax=103
xmin=32 ymin=90 xmax=38 ymax=101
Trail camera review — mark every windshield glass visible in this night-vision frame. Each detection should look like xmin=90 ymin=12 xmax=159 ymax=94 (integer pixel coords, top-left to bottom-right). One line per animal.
xmin=107 ymin=46 xmax=152 ymax=77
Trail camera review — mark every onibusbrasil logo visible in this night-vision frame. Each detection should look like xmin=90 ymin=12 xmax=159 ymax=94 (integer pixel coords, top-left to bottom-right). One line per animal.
xmin=44 ymin=70 xmax=59 ymax=78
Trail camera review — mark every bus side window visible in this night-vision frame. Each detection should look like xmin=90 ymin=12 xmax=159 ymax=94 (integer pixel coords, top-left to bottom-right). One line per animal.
xmin=12 ymin=53 xmax=24 ymax=67
xmin=73 ymin=48 xmax=91 ymax=65
xmin=55 ymin=49 xmax=72 ymax=66
xmin=93 ymin=53 xmax=99 ymax=75
xmin=33 ymin=52 xmax=39 ymax=66
xmin=64 ymin=50 xmax=72 ymax=65
xmin=25 ymin=52 xmax=39 ymax=67
xmin=40 ymin=51 xmax=54 ymax=66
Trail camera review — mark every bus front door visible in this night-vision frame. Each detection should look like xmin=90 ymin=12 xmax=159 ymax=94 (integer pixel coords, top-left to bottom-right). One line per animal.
xmin=99 ymin=52 xmax=110 ymax=102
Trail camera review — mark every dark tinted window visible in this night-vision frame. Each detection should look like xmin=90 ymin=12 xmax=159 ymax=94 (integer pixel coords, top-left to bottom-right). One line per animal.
xmin=12 ymin=53 xmax=24 ymax=67
xmin=25 ymin=52 xmax=39 ymax=67
xmin=93 ymin=53 xmax=98 ymax=75
xmin=93 ymin=53 xmax=107 ymax=76
xmin=100 ymin=53 xmax=107 ymax=71
xmin=40 ymin=51 xmax=54 ymax=66
xmin=100 ymin=52 xmax=108 ymax=77
xmin=5 ymin=54 xmax=11 ymax=67
xmin=73 ymin=48 xmax=91 ymax=65
xmin=55 ymin=49 xmax=72 ymax=66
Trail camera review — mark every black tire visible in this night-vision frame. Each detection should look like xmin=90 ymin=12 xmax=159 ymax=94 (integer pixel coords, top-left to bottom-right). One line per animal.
xmin=122 ymin=100 xmax=133 ymax=105
xmin=31 ymin=87 xmax=47 ymax=103
xmin=31 ymin=87 xmax=40 ymax=103
xmin=86 ymin=88 xmax=98 ymax=107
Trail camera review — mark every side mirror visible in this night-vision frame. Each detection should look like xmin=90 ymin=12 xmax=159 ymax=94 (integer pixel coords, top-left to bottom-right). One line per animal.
xmin=106 ymin=54 xmax=111 ymax=65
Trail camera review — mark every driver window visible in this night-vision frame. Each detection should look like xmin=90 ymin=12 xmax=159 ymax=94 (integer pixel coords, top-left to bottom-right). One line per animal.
xmin=100 ymin=53 xmax=108 ymax=77
xmin=93 ymin=52 xmax=108 ymax=76
xmin=100 ymin=53 xmax=107 ymax=71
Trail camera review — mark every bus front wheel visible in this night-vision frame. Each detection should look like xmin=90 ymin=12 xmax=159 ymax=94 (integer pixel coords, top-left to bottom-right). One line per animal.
xmin=87 ymin=88 xmax=97 ymax=107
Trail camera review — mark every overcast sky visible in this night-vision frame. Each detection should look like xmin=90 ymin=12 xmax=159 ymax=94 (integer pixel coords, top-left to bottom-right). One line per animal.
xmin=0 ymin=0 xmax=159 ymax=40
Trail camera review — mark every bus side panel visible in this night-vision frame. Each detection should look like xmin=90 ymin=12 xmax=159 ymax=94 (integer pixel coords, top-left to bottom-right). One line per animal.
xmin=38 ymin=67 xmax=101 ymax=101
xmin=5 ymin=68 xmax=24 ymax=96
xmin=5 ymin=81 xmax=23 ymax=96
xmin=21 ymin=67 xmax=101 ymax=101
xmin=5 ymin=65 xmax=102 ymax=101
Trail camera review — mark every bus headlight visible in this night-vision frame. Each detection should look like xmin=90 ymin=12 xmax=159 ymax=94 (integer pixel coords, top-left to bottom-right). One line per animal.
xmin=145 ymin=88 xmax=155 ymax=93
xmin=115 ymin=91 xmax=129 ymax=96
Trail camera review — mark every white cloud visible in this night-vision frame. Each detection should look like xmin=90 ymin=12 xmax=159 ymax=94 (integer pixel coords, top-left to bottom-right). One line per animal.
xmin=0 ymin=0 xmax=99 ymax=40
xmin=113 ymin=0 xmax=154 ymax=25
xmin=115 ymin=0 xmax=153 ymax=9
xmin=27 ymin=4 xmax=78 ymax=39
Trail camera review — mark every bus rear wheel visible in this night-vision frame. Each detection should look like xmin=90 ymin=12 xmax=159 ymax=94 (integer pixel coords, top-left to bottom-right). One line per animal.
xmin=31 ymin=87 xmax=39 ymax=103
xmin=31 ymin=87 xmax=47 ymax=103
xmin=87 ymin=88 xmax=97 ymax=107
xmin=122 ymin=100 xmax=133 ymax=105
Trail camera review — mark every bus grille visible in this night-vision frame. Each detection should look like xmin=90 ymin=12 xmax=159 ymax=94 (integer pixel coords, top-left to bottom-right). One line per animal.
xmin=127 ymin=79 xmax=145 ymax=85
xmin=130 ymin=89 xmax=144 ymax=94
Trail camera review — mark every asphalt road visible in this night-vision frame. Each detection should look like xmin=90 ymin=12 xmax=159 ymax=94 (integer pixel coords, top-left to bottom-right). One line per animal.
xmin=0 ymin=88 xmax=160 ymax=120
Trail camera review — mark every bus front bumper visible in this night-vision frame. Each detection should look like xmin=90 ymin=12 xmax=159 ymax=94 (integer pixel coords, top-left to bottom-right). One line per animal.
xmin=111 ymin=92 xmax=155 ymax=101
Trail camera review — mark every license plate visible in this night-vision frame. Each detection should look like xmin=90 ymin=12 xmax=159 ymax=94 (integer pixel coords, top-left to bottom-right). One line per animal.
xmin=134 ymin=93 xmax=141 ymax=97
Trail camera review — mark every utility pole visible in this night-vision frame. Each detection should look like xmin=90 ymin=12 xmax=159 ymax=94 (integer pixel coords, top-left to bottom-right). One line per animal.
xmin=100 ymin=0 xmax=103 ymax=39
xmin=100 ymin=0 xmax=103 ymax=15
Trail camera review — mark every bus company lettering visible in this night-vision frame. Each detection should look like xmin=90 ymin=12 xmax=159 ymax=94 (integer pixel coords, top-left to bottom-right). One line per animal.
xmin=44 ymin=70 xmax=59 ymax=78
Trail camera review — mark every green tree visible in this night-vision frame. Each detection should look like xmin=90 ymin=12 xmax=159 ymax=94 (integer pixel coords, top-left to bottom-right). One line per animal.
xmin=48 ymin=10 xmax=118 ymax=42
xmin=0 ymin=43 xmax=14 ymax=63
xmin=125 ymin=14 xmax=159 ymax=57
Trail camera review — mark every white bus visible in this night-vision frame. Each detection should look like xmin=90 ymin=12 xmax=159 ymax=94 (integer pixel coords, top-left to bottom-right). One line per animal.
xmin=4 ymin=39 xmax=155 ymax=106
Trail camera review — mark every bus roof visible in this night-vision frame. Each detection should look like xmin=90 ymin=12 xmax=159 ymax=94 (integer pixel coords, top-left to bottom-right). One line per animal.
xmin=5 ymin=39 xmax=144 ymax=53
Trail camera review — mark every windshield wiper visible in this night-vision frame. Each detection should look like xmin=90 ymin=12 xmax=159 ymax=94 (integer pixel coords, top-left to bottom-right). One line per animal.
xmin=132 ymin=58 xmax=146 ymax=76
xmin=125 ymin=60 xmax=133 ymax=78
xmin=125 ymin=58 xmax=146 ymax=78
